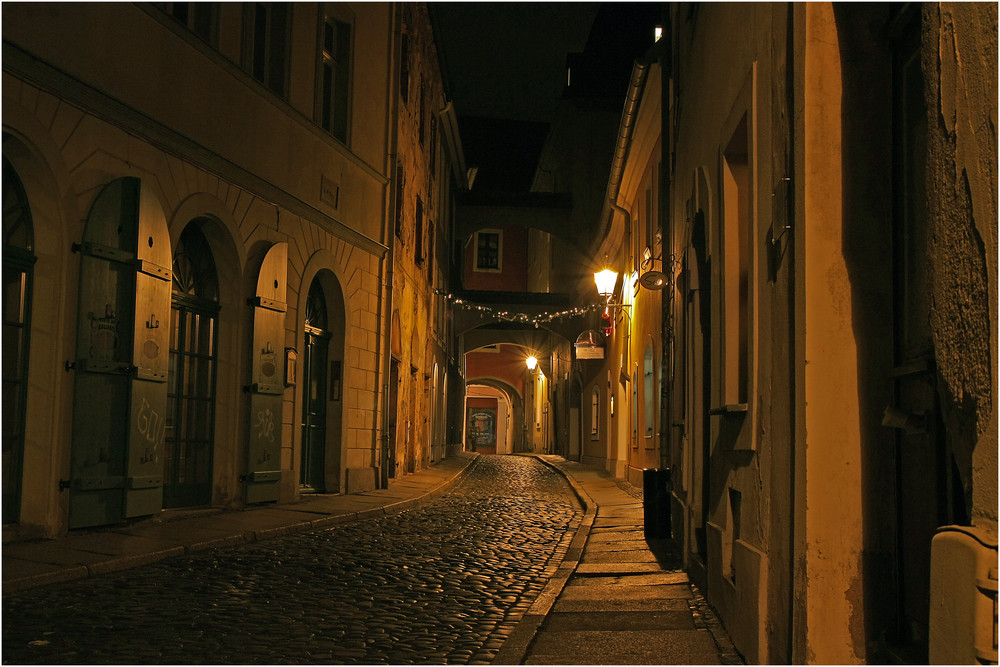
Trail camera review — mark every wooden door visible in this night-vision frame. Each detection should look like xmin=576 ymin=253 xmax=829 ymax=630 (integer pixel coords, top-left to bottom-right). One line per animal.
xmin=69 ymin=178 xmax=171 ymax=528
xmin=245 ymin=243 xmax=287 ymax=504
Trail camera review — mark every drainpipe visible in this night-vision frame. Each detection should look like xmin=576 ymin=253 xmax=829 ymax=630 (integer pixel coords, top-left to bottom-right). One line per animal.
xmin=593 ymin=60 xmax=649 ymax=261
xmin=378 ymin=4 xmax=402 ymax=489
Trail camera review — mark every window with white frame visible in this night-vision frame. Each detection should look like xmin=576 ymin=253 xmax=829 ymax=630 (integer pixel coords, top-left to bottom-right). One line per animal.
xmin=474 ymin=230 xmax=501 ymax=272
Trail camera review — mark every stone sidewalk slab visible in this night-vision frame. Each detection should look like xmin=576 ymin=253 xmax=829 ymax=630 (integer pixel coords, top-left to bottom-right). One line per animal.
xmin=517 ymin=455 xmax=741 ymax=666
xmin=525 ymin=629 xmax=723 ymax=665
xmin=575 ymin=562 xmax=666 ymax=575
xmin=558 ymin=583 xmax=694 ymax=601
xmin=570 ymin=571 xmax=690 ymax=586
xmin=553 ymin=597 xmax=693 ymax=613
xmin=545 ymin=610 xmax=696 ymax=631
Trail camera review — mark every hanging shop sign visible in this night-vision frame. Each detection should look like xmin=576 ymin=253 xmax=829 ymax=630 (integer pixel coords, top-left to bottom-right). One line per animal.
xmin=574 ymin=329 xmax=605 ymax=360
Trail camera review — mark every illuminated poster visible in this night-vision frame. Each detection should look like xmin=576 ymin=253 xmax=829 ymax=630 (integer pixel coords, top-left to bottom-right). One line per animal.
xmin=467 ymin=408 xmax=497 ymax=449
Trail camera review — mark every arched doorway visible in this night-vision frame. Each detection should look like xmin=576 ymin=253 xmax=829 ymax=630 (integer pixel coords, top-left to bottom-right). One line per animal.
xmin=165 ymin=222 xmax=220 ymax=508
xmin=301 ymin=279 xmax=332 ymax=492
xmin=2 ymin=156 xmax=35 ymax=523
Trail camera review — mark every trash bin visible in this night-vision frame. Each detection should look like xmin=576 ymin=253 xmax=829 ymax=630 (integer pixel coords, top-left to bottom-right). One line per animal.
xmin=642 ymin=467 xmax=671 ymax=539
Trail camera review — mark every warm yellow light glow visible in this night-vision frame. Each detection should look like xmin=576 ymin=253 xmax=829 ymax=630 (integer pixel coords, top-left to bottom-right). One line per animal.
xmin=525 ymin=355 xmax=538 ymax=370
xmin=594 ymin=268 xmax=619 ymax=298
xmin=655 ymin=26 xmax=663 ymax=42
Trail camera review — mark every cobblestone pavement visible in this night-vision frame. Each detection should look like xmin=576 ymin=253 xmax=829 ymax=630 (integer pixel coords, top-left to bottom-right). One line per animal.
xmin=3 ymin=456 xmax=582 ymax=665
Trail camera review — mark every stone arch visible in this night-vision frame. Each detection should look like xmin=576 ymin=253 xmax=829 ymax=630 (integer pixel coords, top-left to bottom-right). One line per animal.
xmin=170 ymin=193 xmax=248 ymax=274
xmin=1 ymin=123 xmax=76 ymax=535
xmin=465 ymin=377 xmax=524 ymax=454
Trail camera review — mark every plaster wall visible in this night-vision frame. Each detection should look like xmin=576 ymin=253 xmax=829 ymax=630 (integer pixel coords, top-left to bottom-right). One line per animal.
xmin=2 ymin=2 xmax=391 ymax=535
xmin=389 ymin=1 xmax=452 ymax=479
xmin=922 ymin=2 xmax=998 ymax=537
xmin=799 ymin=6 xmax=865 ymax=663
xmin=4 ymin=79 xmax=384 ymax=530
xmin=667 ymin=4 xmax=787 ymax=662
xmin=462 ymin=224 xmax=529 ymax=292
xmin=3 ymin=4 xmax=391 ymax=246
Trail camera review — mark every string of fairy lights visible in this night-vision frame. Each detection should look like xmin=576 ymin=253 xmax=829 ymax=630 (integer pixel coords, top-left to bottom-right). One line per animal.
xmin=433 ymin=289 xmax=606 ymax=327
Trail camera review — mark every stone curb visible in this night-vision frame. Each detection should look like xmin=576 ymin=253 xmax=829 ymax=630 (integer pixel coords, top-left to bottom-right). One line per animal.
xmin=2 ymin=566 xmax=90 ymax=594
xmin=87 ymin=546 xmax=187 ymax=576
xmin=3 ymin=454 xmax=478 ymax=594
xmin=493 ymin=455 xmax=598 ymax=665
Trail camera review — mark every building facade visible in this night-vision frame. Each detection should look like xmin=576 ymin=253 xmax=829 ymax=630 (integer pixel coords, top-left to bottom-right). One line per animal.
xmin=584 ymin=3 xmax=997 ymax=664
xmin=3 ymin=2 xmax=463 ymax=539
xmin=582 ymin=57 xmax=666 ymax=488
xmin=384 ymin=2 xmax=460 ymax=482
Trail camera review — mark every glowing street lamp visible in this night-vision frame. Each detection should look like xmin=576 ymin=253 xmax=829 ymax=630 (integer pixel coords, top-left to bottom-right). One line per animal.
xmin=593 ymin=268 xmax=619 ymax=302
xmin=525 ymin=355 xmax=538 ymax=371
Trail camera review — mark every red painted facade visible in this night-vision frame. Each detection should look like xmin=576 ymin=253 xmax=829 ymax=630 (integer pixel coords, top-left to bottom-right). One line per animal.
xmin=462 ymin=225 xmax=528 ymax=291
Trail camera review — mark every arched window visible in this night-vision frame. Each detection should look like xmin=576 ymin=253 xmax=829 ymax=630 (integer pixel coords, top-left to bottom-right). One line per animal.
xmin=165 ymin=223 xmax=220 ymax=508
xmin=2 ymin=156 xmax=35 ymax=523
xmin=304 ymin=279 xmax=328 ymax=330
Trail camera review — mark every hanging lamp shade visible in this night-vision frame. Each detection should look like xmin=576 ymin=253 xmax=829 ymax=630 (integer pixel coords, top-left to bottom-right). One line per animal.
xmin=594 ymin=269 xmax=618 ymax=298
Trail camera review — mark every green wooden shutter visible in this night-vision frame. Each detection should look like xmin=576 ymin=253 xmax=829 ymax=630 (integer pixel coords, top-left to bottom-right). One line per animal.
xmin=69 ymin=178 xmax=171 ymax=528
xmin=245 ymin=242 xmax=287 ymax=504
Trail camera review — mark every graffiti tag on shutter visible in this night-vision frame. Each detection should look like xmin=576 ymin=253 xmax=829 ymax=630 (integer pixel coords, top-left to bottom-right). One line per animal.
xmin=254 ymin=407 xmax=275 ymax=444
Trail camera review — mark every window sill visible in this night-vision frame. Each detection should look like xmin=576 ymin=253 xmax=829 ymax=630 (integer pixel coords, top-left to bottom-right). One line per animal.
xmin=709 ymin=403 xmax=748 ymax=415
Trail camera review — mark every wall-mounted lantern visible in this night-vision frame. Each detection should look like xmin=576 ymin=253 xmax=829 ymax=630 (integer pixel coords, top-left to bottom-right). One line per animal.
xmin=594 ymin=268 xmax=629 ymax=334
xmin=594 ymin=268 xmax=619 ymax=301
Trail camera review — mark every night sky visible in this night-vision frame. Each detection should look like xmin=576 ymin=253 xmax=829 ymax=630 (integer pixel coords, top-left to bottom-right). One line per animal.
xmin=430 ymin=2 xmax=662 ymax=192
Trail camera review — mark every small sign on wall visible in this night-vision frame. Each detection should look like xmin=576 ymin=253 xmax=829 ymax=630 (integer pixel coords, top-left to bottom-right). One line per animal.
xmin=284 ymin=347 xmax=297 ymax=387
xmin=320 ymin=175 xmax=340 ymax=210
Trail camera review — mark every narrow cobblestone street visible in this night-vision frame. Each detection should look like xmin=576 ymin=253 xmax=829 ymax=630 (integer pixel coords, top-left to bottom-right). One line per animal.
xmin=2 ymin=456 xmax=582 ymax=665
